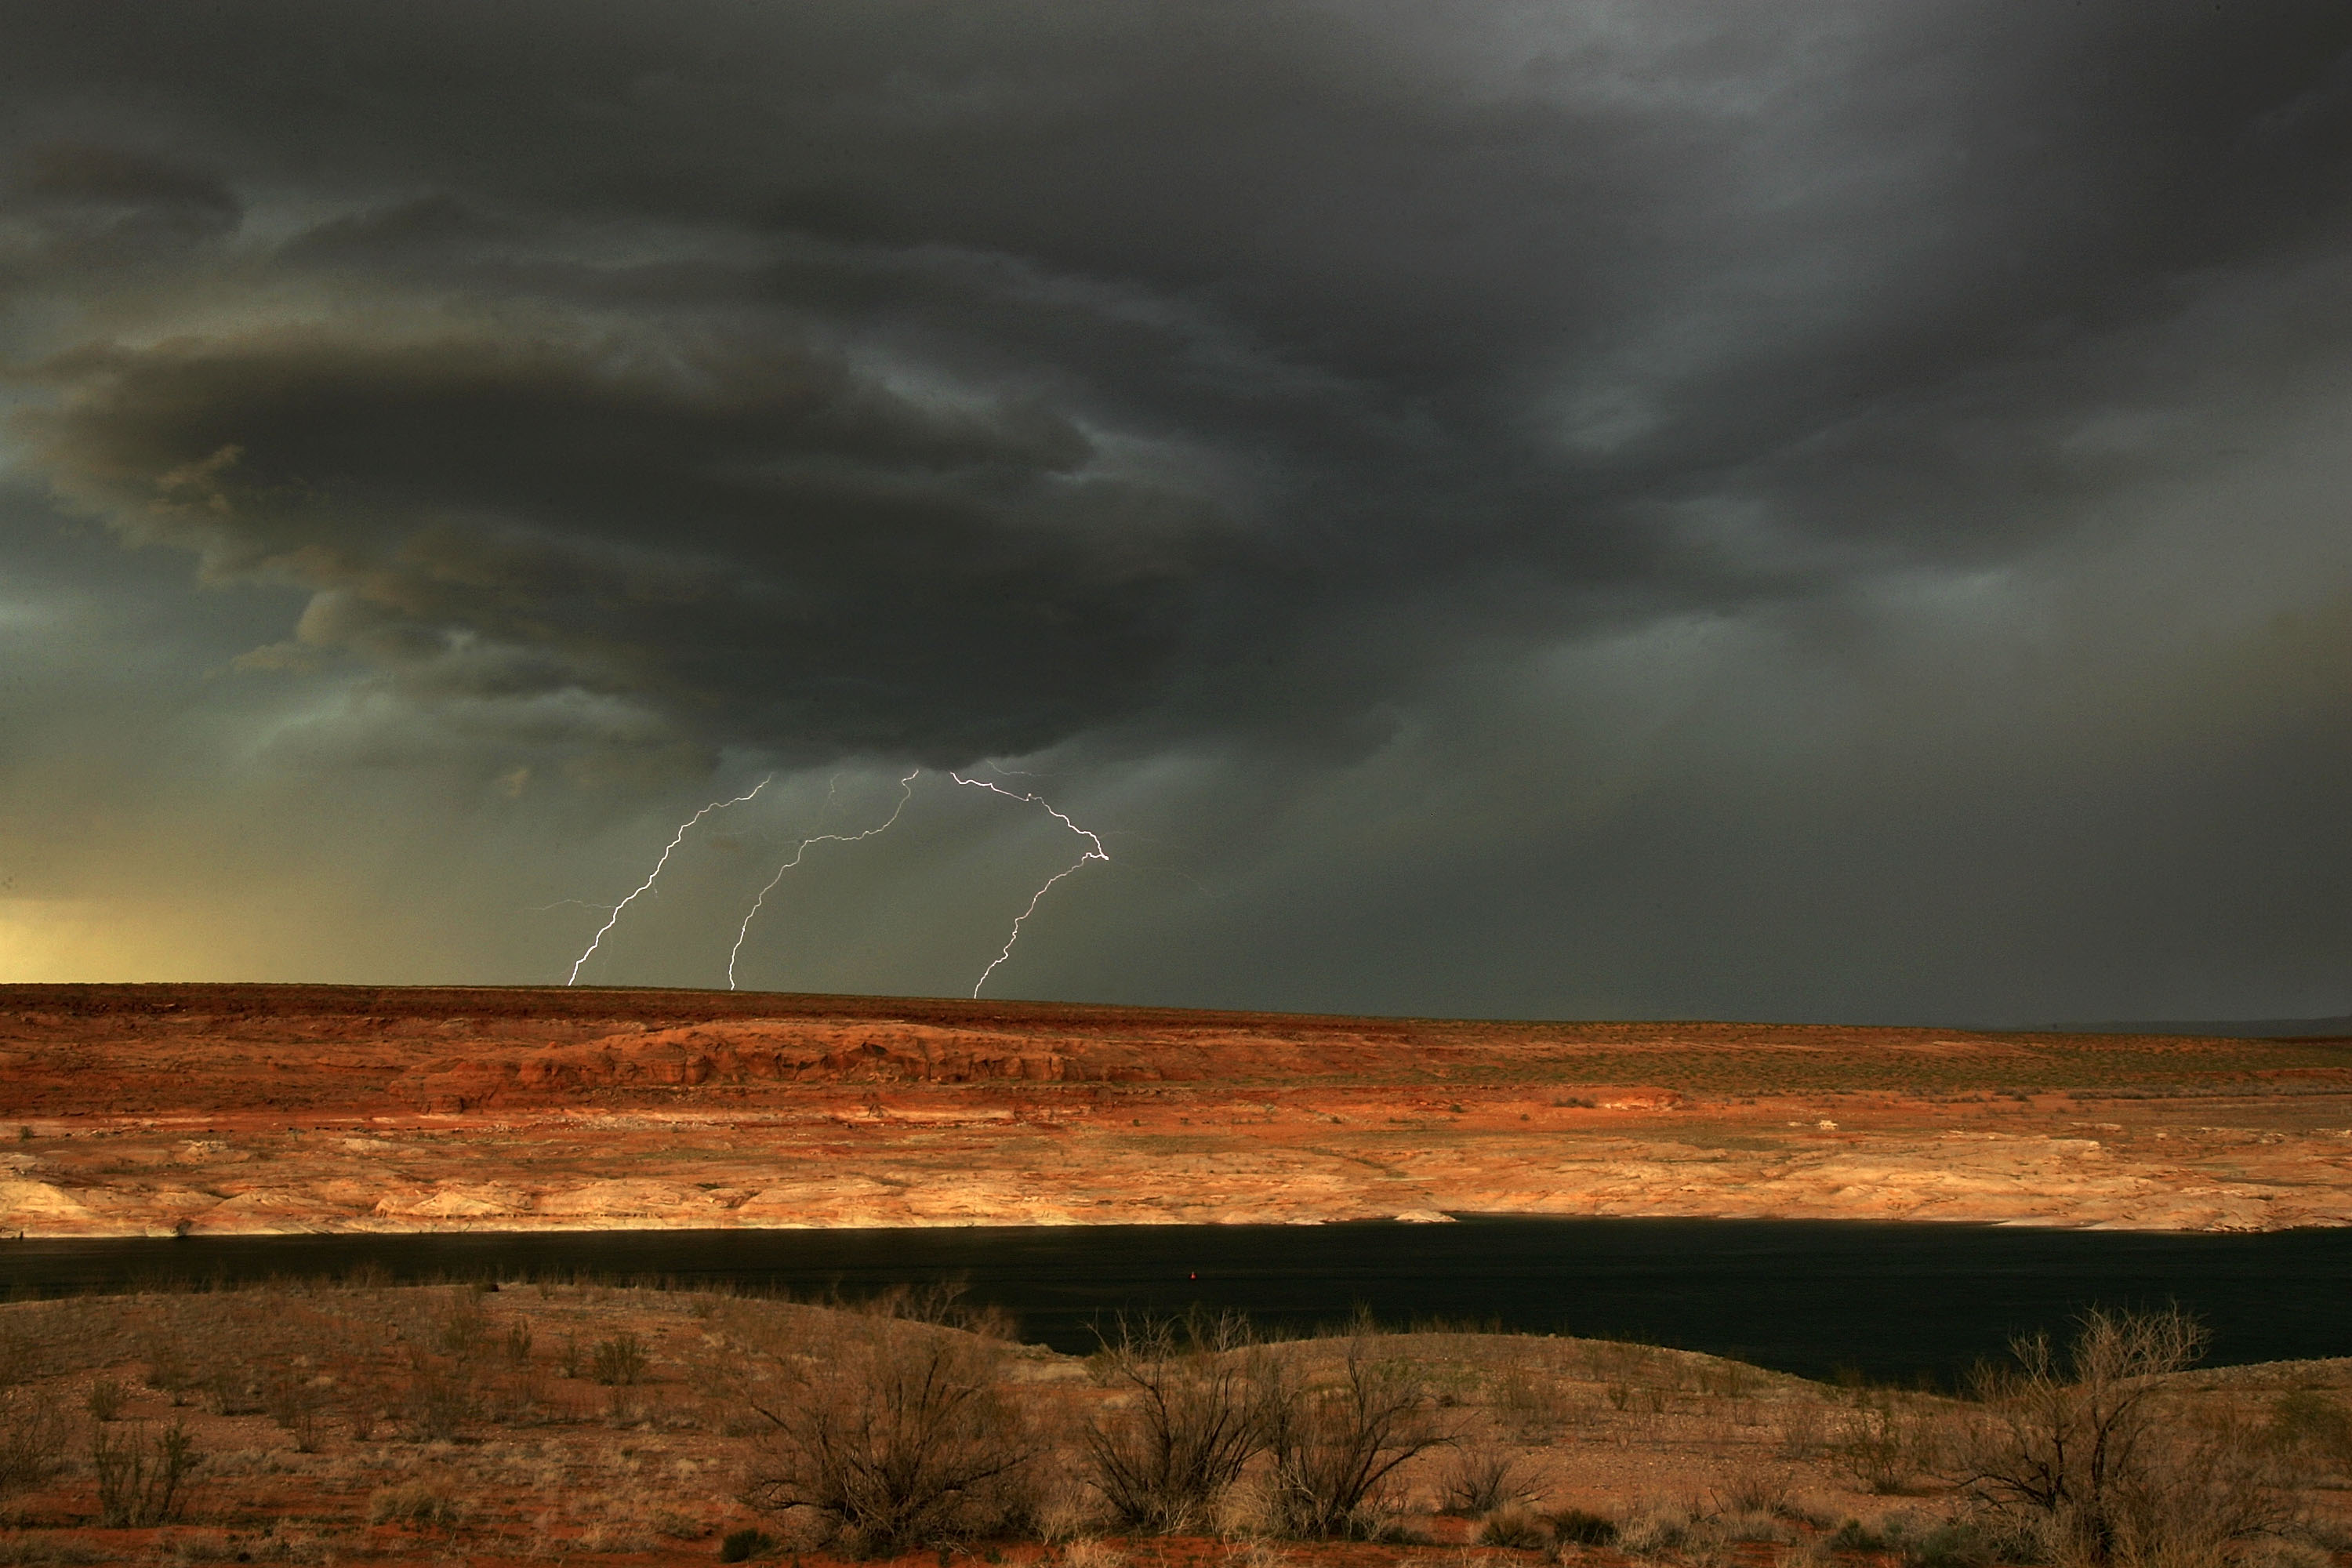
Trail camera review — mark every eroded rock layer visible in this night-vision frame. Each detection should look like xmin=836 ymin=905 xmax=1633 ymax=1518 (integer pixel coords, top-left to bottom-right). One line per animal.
xmin=2 ymin=983 xmax=2348 ymax=1236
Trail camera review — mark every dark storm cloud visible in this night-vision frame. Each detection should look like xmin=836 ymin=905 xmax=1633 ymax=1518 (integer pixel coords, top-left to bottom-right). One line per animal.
xmin=6 ymin=0 xmax=2350 ymax=767
xmin=6 ymin=0 xmax=2352 ymax=1012
xmin=20 ymin=323 xmax=1236 ymax=758
xmin=0 ymin=142 xmax=241 ymax=286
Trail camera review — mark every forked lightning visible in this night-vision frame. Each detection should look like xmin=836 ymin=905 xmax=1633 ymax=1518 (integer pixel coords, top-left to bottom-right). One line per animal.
xmin=566 ymin=776 xmax=772 ymax=985
xmin=951 ymin=771 xmax=1109 ymax=997
xmin=564 ymin=768 xmax=1112 ymax=995
xmin=726 ymin=769 xmax=921 ymax=989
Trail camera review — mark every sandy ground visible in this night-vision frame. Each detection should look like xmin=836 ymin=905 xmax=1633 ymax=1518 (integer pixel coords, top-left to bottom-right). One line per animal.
xmin=2 ymin=983 xmax=2350 ymax=1237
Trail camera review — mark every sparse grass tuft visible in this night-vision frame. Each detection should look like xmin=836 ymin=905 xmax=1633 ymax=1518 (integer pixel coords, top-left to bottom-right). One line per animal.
xmin=1475 ymin=1506 xmax=1549 ymax=1548
xmin=1439 ymin=1441 xmax=1539 ymax=1515
xmin=718 ymin=1526 xmax=776 ymax=1561
xmin=1547 ymin=1506 xmax=1617 ymax=1546
xmin=368 ymin=1477 xmax=463 ymax=1526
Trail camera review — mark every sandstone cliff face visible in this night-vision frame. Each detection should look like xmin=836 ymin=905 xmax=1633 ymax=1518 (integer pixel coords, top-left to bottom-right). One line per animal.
xmin=387 ymin=1022 xmax=1185 ymax=1110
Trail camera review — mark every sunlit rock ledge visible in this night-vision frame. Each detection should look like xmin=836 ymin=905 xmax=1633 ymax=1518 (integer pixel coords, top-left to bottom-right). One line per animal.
xmin=3 ymin=983 xmax=2348 ymax=1239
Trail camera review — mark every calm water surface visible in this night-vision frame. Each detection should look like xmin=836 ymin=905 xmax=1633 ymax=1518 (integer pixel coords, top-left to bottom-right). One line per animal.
xmin=5 ymin=1216 xmax=2347 ymax=1384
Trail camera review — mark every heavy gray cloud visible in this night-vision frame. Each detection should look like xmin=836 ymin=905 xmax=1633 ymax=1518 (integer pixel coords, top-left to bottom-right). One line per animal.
xmin=3 ymin=1 xmax=2350 ymax=1018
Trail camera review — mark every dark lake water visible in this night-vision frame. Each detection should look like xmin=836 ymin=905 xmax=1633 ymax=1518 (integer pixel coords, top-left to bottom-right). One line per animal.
xmin=5 ymin=1217 xmax=2347 ymax=1385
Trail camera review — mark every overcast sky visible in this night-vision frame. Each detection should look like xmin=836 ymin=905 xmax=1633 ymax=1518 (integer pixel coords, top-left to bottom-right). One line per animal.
xmin=3 ymin=2 xmax=2350 ymax=1024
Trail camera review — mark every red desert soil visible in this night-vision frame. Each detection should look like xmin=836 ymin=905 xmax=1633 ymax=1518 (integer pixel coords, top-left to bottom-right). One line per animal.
xmin=2 ymin=983 xmax=2350 ymax=1236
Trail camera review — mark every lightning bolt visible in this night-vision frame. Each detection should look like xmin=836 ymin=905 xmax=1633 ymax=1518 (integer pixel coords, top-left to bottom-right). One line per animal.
xmin=951 ymin=772 xmax=1109 ymax=998
xmin=727 ymin=768 xmax=922 ymax=990
xmin=567 ymin=776 xmax=773 ymax=985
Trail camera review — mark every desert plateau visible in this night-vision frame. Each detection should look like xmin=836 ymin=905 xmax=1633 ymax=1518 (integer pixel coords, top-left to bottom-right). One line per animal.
xmin=2 ymin=984 xmax=2349 ymax=1238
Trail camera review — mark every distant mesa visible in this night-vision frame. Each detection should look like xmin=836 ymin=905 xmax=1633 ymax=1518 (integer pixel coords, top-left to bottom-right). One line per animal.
xmin=2039 ymin=1016 xmax=2352 ymax=1039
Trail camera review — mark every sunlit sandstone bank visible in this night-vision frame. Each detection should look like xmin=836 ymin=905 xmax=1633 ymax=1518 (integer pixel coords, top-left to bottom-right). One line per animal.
xmin=2 ymin=984 xmax=2348 ymax=1237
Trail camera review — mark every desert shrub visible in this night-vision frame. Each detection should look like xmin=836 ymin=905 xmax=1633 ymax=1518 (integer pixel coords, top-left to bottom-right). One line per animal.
xmin=90 ymin=1418 xmax=201 ymax=1526
xmin=0 ymin=1388 xmax=68 ymax=1501
xmin=1547 ymin=1506 xmax=1617 ymax=1546
xmin=1829 ymin=1396 xmax=1939 ymax=1494
xmin=1060 ymin=1539 xmax=1127 ymax=1568
xmin=262 ymin=1366 xmax=329 ymax=1452
xmin=719 ymin=1526 xmax=777 ymax=1561
xmin=1262 ymin=1339 xmax=1443 ymax=1537
xmin=196 ymin=1363 xmax=266 ymax=1417
xmin=591 ymin=1332 xmax=649 ymax=1386
xmin=1722 ymin=1509 xmax=1797 ymax=1545
xmin=137 ymin=1325 xmax=197 ymax=1406
xmin=2101 ymin=1415 xmax=2291 ymax=1568
xmin=1777 ymin=1399 xmax=1827 ymax=1459
xmin=343 ymin=1261 xmax=394 ymax=1291
xmin=434 ymin=1295 xmax=489 ymax=1360
xmin=1439 ymin=1442 xmax=1539 ymax=1515
xmin=1486 ymin=1348 xmax=1578 ymax=1435
xmin=1712 ymin=1459 xmax=1789 ymax=1516
xmin=1830 ymin=1518 xmax=1888 ymax=1552
xmin=503 ymin=1322 xmax=535 ymax=1363
xmin=741 ymin=1312 xmax=1037 ymax=1555
xmin=402 ymin=1349 xmax=477 ymax=1440
xmin=1081 ymin=1310 xmax=1277 ymax=1534
xmin=1615 ymin=1500 xmax=1724 ymax=1559
xmin=1477 ymin=1506 xmax=1550 ymax=1548
xmin=82 ymin=1378 xmax=124 ymax=1424
xmin=2269 ymin=1390 xmax=2352 ymax=1477
xmin=1892 ymin=1518 xmax=2003 ymax=1568
xmin=1696 ymin=1359 xmax=1756 ymax=1399
xmin=1954 ymin=1305 xmax=2286 ymax=1565
xmin=368 ymin=1479 xmax=461 ymax=1525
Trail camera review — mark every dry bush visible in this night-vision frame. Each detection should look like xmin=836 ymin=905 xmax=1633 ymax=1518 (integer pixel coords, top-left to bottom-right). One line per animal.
xmin=0 ymin=1387 xmax=68 ymax=1502
xmin=1262 ymin=1338 xmax=1444 ymax=1537
xmin=1439 ymin=1441 xmax=1540 ymax=1515
xmin=1487 ymin=1346 xmax=1580 ymax=1435
xmin=434 ymin=1292 xmax=491 ymax=1360
xmin=90 ymin=1417 xmax=201 ymax=1526
xmin=590 ymin=1332 xmax=649 ymax=1386
xmin=1694 ymin=1359 xmax=1757 ymax=1399
xmin=1060 ymin=1537 xmax=1127 ymax=1568
xmin=1955 ymin=1305 xmax=2288 ymax=1566
xmin=739 ymin=1308 xmax=1038 ymax=1555
xmin=2094 ymin=1413 xmax=2293 ymax=1568
xmin=1082 ymin=1310 xmax=1277 ymax=1534
xmin=1776 ymin=1398 xmax=1826 ymax=1460
xmin=136 ymin=1321 xmax=197 ymax=1406
xmin=1828 ymin=1395 xmax=1941 ymax=1494
xmin=82 ymin=1378 xmax=124 ymax=1424
xmin=401 ymin=1346 xmax=477 ymax=1441
xmin=261 ymin=1366 xmax=329 ymax=1452
xmin=1711 ymin=1460 xmax=1790 ymax=1517
xmin=2267 ymin=1391 xmax=2352 ymax=1482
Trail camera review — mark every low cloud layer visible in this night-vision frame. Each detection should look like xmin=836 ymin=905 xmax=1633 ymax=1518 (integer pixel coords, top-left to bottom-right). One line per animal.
xmin=4 ymin=2 xmax=2351 ymax=1021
